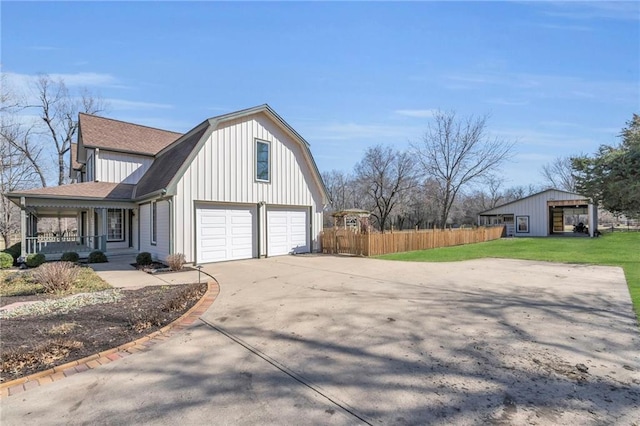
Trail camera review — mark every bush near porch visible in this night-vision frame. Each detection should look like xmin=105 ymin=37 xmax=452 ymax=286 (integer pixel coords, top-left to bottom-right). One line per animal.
xmin=0 ymin=266 xmax=110 ymax=297
xmin=378 ymin=232 xmax=640 ymax=324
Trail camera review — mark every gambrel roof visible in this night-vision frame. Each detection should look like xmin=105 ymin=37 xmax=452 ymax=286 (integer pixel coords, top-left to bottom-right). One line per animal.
xmin=9 ymin=105 xmax=330 ymax=204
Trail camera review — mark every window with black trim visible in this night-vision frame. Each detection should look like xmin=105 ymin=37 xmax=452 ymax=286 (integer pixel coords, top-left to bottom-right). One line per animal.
xmin=107 ymin=209 xmax=124 ymax=241
xmin=151 ymin=201 xmax=157 ymax=245
xmin=256 ymin=140 xmax=270 ymax=182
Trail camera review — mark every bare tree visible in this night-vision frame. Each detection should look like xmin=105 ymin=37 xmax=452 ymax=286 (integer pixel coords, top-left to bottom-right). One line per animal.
xmin=540 ymin=156 xmax=576 ymax=192
xmin=0 ymin=119 xmax=47 ymax=188
xmin=411 ymin=111 xmax=514 ymax=228
xmin=322 ymin=170 xmax=354 ymax=211
xmin=31 ymin=75 xmax=106 ymax=186
xmin=393 ymin=179 xmax=440 ymax=230
xmin=0 ymin=103 xmax=44 ymax=246
xmin=355 ymin=145 xmax=417 ymax=232
xmin=0 ymin=137 xmax=39 ymax=247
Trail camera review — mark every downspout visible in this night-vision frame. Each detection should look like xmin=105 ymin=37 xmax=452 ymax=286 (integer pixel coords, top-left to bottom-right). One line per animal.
xmin=94 ymin=148 xmax=100 ymax=181
xmin=20 ymin=197 xmax=27 ymax=258
xmin=168 ymin=196 xmax=174 ymax=255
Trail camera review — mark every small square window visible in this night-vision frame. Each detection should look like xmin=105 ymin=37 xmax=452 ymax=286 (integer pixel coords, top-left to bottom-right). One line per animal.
xmin=256 ymin=140 xmax=270 ymax=182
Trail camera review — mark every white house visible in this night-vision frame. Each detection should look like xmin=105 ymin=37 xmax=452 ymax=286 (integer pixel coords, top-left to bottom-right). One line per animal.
xmin=477 ymin=189 xmax=598 ymax=237
xmin=7 ymin=105 xmax=330 ymax=263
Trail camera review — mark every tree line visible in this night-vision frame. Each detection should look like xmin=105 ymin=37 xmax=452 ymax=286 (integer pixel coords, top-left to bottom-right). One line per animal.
xmin=323 ymin=111 xmax=517 ymax=231
xmin=1 ymin=73 xmax=637 ymax=245
xmin=323 ymin=111 xmax=640 ymax=232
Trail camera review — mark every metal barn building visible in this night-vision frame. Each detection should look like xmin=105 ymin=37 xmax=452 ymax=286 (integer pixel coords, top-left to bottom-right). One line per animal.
xmin=478 ymin=189 xmax=598 ymax=237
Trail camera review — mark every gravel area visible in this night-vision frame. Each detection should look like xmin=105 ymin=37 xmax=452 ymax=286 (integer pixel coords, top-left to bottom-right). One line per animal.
xmin=0 ymin=289 xmax=123 ymax=319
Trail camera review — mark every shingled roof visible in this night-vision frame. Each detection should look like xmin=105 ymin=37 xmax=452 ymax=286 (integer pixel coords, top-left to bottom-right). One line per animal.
xmin=79 ymin=113 xmax=182 ymax=156
xmin=8 ymin=182 xmax=135 ymax=200
xmin=135 ymin=122 xmax=210 ymax=198
xmin=9 ymin=105 xmax=329 ymax=205
xmin=68 ymin=143 xmax=82 ymax=179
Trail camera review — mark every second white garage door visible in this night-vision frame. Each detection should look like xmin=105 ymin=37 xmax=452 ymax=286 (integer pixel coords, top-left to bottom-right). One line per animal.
xmin=196 ymin=204 xmax=256 ymax=263
xmin=267 ymin=207 xmax=309 ymax=256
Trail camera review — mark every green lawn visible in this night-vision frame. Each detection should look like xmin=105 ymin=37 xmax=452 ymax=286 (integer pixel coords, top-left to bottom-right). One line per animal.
xmin=379 ymin=232 xmax=640 ymax=323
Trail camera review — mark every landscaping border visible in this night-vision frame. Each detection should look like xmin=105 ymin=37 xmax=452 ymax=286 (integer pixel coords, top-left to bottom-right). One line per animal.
xmin=0 ymin=279 xmax=220 ymax=398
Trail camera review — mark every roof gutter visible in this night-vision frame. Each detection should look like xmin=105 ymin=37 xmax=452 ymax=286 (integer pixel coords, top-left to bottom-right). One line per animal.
xmin=134 ymin=188 xmax=170 ymax=203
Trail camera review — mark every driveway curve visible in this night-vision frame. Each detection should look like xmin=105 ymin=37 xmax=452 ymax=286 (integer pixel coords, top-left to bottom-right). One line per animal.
xmin=2 ymin=256 xmax=639 ymax=425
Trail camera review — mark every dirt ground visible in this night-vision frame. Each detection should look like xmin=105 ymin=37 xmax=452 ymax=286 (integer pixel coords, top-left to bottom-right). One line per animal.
xmin=1 ymin=283 xmax=206 ymax=382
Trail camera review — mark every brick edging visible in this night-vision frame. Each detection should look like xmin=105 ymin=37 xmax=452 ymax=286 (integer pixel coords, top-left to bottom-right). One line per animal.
xmin=0 ymin=279 xmax=220 ymax=398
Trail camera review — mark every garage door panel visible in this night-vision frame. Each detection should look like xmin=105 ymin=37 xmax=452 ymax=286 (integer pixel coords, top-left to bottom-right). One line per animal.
xmin=197 ymin=204 xmax=256 ymax=263
xmin=267 ymin=208 xmax=310 ymax=256
xmin=231 ymin=215 xmax=252 ymax=225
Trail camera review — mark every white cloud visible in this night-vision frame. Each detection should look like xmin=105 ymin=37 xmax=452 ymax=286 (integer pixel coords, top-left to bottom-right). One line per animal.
xmin=485 ymin=98 xmax=529 ymax=106
xmin=540 ymin=2 xmax=640 ymax=21
xmin=308 ymin=122 xmax=422 ymax=142
xmin=536 ymin=23 xmax=592 ymax=31
xmin=515 ymin=152 xmax=556 ymax=162
xmin=48 ymin=72 xmax=117 ymax=87
xmin=107 ymin=99 xmax=173 ymax=110
xmin=3 ymin=71 xmax=120 ymax=105
xmin=394 ymin=109 xmax=438 ymax=118
xmin=4 ymin=71 xmax=117 ymax=89
xmin=444 ymin=71 xmax=638 ymax=104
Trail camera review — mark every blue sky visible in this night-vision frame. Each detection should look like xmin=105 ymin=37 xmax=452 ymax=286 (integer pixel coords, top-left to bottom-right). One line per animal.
xmin=3 ymin=1 xmax=639 ymax=188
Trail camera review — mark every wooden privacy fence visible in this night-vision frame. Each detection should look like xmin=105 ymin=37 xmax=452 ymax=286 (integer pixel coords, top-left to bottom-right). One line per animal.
xmin=320 ymin=226 xmax=506 ymax=256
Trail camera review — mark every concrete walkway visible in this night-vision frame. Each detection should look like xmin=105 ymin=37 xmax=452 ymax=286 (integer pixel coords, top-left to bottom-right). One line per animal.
xmin=89 ymin=254 xmax=205 ymax=289
xmin=2 ymin=255 xmax=639 ymax=425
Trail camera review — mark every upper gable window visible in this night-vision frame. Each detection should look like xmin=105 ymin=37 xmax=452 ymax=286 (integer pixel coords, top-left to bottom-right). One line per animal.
xmin=256 ymin=139 xmax=270 ymax=182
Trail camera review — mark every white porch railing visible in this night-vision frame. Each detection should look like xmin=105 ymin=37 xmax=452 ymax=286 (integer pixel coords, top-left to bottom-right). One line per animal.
xmin=25 ymin=235 xmax=107 ymax=255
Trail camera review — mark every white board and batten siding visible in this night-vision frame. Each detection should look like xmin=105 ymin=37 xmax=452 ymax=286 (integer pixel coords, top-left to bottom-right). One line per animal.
xmin=94 ymin=150 xmax=154 ymax=184
xmin=481 ymin=190 xmax=591 ymax=237
xmin=138 ymin=200 xmax=170 ymax=261
xmin=173 ymin=112 xmax=324 ymax=263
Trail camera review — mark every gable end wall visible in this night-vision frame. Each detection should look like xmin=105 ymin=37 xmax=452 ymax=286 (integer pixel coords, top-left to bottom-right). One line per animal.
xmin=173 ymin=113 xmax=325 ymax=262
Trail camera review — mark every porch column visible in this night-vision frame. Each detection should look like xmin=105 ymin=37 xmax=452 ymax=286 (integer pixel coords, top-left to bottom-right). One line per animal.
xmin=20 ymin=202 xmax=27 ymax=258
xmin=588 ymin=203 xmax=597 ymax=237
xmin=88 ymin=207 xmax=95 ymax=237
xmin=101 ymin=208 xmax=108 ymax=251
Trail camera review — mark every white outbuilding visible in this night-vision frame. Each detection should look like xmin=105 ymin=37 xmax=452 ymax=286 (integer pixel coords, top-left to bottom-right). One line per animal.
xmin=478 ymin=189 xmax=598 ymax=237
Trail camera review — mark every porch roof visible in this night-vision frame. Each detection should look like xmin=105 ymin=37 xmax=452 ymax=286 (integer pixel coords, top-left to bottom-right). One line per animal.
xmin=7 ymin=182 xmax=135 ymax=202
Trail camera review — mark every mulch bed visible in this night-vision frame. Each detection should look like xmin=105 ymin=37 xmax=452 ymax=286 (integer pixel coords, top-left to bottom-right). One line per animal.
xmin=0 ymin=283 xmax=207 ymax=383
xmin=131 ymin=263 xmax=197 ymax=274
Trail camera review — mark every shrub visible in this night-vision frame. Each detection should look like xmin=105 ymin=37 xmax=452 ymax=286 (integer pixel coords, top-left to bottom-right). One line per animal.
xmin=3 ymin=242 xmax=21 ymax=264
xmin=60 ymin=251 xmax=80 ymax=262
xmin=25 ymin=253 xmax=46 ymax=268
xmin=88 ymin=250 xmax=108 ymax=263
xmin=166 ymin=253 xmax=185 ymax=271
xmin=32 ymin=261 xmax=79 ymax=293
xmin=0 ymin=252 xmax=13 ymax=269
xmin=136 ymin=252 xmax=153 ymax=266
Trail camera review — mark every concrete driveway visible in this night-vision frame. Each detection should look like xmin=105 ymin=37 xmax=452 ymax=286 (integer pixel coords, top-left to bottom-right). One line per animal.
xmin=2 ymin=255 xmax=639 ymax=425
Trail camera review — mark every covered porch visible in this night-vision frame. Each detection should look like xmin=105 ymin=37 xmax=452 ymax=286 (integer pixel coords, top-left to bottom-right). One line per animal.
xmin=6 ymin=182 xmax=139 ymax=260
xmin=20 ymin=204 xmax=138 ymax=259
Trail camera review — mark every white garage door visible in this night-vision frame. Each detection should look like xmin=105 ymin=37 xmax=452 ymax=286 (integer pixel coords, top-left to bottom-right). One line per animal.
xmin=267 ymin=207 xmax=309 ymax=256
xmin=196 ymin=204 xmax=256 ymax=263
